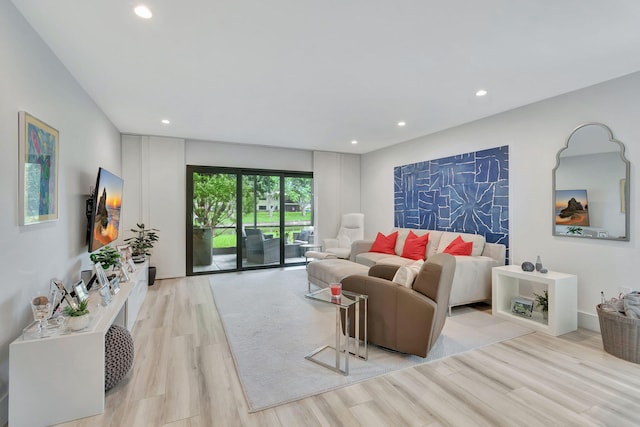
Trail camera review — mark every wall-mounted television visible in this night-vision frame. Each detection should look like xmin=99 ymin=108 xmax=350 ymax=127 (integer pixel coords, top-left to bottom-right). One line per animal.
xmin=555 ymin=189 xmax=589 ymax=226
xmin=87 ymin=167 xmax=124 ymax=252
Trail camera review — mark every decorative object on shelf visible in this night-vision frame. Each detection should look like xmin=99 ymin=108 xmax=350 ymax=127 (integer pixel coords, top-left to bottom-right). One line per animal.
xmin=109 ymin=276 xmax=121 ymax=295
xmin=521 ymin=261 xmax=535 ymax=272
xmin=125 ymin=223 xmax=160 ymax=285
xmin=18 ymin=111 xmax=59 ymax=225
xmin=539 ymin=268 xmax=548 ymax=274
xmin=30 ymin=295 xmax=53 ymax=338
xmin=73 ymin=280 xmax=89 ymax=303
xmin=98 ymin=284 xmax=112 ymax=306
xmin=534 ymin=290 xmax=549 ymax=319
xmin=104 ymin=325 xmax=134 ymax=391
xmin=63 ymin=298 xmax=91 ymax=331
xmin=94 ymin=262 xmax=110 ymax=289
xmin=566 ymin=225 xmax=583 ymax=235
xmin=511 ymin=297 xmax=534 ymax=317
xmin=535 ymin=255 xmax=543 ymax=272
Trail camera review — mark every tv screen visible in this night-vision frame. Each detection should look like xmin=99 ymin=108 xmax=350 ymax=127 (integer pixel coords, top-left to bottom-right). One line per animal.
xmin=555 ymin=189 xmax=589 ymax=226
xmin=88 ymin=167 xmax=123 ymax=252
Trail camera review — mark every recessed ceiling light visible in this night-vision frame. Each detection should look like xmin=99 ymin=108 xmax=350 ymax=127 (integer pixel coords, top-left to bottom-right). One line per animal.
xmin=475 ymin=89 xmax=488 ymax=97
xmin=351 ymin=140 xmax=358 ymax=145
xmin=134 ymin=5 xmax=153 ymax=19
xmin=161 ymin=119 xmax=170 ymax=124
xmin=397 ymin=121 xmax=406 ymax=127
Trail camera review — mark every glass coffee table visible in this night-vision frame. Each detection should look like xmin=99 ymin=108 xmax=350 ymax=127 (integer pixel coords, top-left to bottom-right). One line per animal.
xmin=304 ymin=287 xmax=368 ymax=375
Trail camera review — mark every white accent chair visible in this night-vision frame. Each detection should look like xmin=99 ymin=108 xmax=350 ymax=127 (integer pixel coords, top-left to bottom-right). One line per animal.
xmin=323 ymin=213 xmax=365 ymax=259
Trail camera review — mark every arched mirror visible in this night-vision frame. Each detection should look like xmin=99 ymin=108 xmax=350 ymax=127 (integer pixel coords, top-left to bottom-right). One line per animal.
xmin=553 ymin=123 xmax=630 ymax=241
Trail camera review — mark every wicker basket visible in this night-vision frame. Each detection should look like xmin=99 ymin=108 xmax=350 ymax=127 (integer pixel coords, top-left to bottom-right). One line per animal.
xmin=596 ymin=304 xmax=640 ymax=364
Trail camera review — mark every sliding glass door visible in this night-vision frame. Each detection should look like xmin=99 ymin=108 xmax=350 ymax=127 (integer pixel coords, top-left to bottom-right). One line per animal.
xmin=189 ymin=169 xmax=239 ymax=273
xmin=187 ymin=166 xmax=313 ymax=274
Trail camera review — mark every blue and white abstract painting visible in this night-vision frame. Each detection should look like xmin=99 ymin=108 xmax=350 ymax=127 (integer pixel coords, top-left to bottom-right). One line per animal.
xmin=394 ymin=146 xmax=509 ymax=249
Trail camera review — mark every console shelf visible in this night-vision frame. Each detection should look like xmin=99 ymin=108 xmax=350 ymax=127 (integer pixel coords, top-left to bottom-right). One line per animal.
xmin=9 ymin=262 xmax=148 ymax=427
xmin=492 ymin=265 xmax=577 ymax=336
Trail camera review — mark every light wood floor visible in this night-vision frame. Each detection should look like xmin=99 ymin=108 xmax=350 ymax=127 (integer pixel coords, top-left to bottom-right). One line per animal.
xmin=55 ymin=275 xmax=640 ymax=427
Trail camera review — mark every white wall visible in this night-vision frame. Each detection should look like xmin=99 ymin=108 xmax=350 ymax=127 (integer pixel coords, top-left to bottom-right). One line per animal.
xmin=186 ymin=139 xmax=312 ymax=171
xmin=0 ymin=2 xmax=121 ymax=424
xmin=313 ymin=152 xmax=362 ymax=242
xmin=361 ymin=71 xmax=640 ymax=331
xmin=122 ymin=136 xmax=186 ymax=279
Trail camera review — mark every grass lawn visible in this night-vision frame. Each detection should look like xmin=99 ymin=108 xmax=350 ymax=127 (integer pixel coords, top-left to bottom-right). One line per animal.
xmin=212 ymin=211 xmax=311 ymax=247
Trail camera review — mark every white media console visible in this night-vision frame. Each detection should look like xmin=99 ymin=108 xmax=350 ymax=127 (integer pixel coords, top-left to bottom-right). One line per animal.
xmin=9 ymin=261 xmax=148 ymax=427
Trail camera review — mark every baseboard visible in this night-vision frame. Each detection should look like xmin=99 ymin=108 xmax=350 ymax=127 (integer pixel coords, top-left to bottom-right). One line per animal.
xmin=578 ymin=310 xmax=600 ymax=332
xmin=0 ymin=391 xmax=7 ymax=427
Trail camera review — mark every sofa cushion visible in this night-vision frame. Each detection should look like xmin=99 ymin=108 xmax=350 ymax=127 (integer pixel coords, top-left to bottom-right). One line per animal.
xmin=370 ymin=231 xmax=398 ymax=254
xmin=355 ymin=251 xmax=394 ymax=267
xmin=401 ymin=231 xmax=429 ymax=260
xmin=436 ymin=231 xmax=485 ymax=257
xmin=443 ymin=235 xmax=473 ymax=256
xmin=392 ymin=260 xmax=424 ymax=287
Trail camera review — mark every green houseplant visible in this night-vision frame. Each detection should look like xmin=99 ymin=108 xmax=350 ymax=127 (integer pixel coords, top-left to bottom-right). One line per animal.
xmin=89 ymin=245 xmax=121 ymax=270
xmin=63 ymin=299 xmax=90 ymax=331
xmin=566 ymin=226 xmax=583 ymax=235
xmin=534 ymin=290 xmax=549 ymax=319
xmin=124 ymin=223 xmax=160 ymax=285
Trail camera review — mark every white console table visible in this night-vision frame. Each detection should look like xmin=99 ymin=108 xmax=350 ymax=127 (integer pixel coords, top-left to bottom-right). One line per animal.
xmin=492 ymin=265 xmax=577 ymax=336
xmin=9 ymin=261 xmax=148 ymax=427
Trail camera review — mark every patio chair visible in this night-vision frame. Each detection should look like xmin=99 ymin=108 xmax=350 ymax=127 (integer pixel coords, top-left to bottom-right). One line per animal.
xmin=245 ymin=229 xmax=280 ymax=264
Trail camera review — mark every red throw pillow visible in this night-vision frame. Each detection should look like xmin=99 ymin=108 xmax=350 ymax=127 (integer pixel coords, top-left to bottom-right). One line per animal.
xmin=401 ymin=231 xmax=429 ymax=260
xmin=370 ymin=231 xmax=398 ymax=254
xmin=443 ymin=235 xmax=473 ymax=256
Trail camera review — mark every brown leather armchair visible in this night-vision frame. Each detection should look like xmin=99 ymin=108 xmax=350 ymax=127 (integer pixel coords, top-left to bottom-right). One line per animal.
xmin=340 ymin=253 xmax=456 ymax=357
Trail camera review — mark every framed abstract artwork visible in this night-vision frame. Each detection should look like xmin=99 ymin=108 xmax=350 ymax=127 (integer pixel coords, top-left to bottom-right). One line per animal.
xmin=18 ymin=111 xmax=59 ymax=225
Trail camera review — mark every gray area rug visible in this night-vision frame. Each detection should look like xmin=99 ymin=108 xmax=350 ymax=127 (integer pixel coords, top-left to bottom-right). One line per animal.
xmin=209 ymin=267 xmax=533 ymax=412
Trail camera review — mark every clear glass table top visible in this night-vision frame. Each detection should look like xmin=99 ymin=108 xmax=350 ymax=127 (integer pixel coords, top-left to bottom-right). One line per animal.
xmin=305 ymin=287 xmax=367 ymax=308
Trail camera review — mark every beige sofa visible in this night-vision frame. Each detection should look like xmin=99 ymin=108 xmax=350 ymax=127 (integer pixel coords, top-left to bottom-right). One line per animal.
xmin=350 ymin=228 xmax=506 ymax=314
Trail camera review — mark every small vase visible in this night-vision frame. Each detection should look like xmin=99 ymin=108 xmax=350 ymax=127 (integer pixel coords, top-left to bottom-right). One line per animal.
xmin=535 ymin=256 xmax=543 ymax=272
xmin=543 ymin=311 xmax=548 ymax=320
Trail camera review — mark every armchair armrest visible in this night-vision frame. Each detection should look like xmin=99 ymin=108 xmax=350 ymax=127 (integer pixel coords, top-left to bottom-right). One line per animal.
xmin=368 ymin=264 xmax=400 ymax=281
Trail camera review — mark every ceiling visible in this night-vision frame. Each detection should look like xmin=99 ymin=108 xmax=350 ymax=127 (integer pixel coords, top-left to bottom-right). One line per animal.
xmin=12 ymin=0 xmax=640 ymax=154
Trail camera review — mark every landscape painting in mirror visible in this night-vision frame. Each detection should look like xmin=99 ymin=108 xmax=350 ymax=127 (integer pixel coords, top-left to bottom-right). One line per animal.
xmin=555 ymin=189 xmax=589 ymax=226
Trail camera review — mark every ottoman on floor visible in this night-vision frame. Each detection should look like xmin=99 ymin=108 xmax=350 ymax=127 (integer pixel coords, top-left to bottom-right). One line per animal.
xmin=104 ymin=324 xmax=135 ymax=391
xmin=307 ymin=258 xmax=370 ymax=290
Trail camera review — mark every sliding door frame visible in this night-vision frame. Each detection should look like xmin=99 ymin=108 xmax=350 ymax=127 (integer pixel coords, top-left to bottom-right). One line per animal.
xmin=186 ymin=165 xmax=313 ymax=275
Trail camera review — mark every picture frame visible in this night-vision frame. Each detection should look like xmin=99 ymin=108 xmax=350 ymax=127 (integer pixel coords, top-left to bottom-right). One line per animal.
xmin=18 ymin=111 xmax=59 ymax=225
xmin=94 ymin=262 xmax=110 ymax=289
xmin=51 ymin=278 xmax=77 ymax=311
xmin=109 ymin=276 xmax=121 ymax=295
xmin=118 ymin=262 xmax=130 ymax=282
xmin=126 ymin=258 xmax=137 ymax=273
xmin=511 ymin=297 xmax=534 ymax=317
xmin=73 ymin=280 xmax=89 ymax=303
xmin=98 ymin=284 xmax=112 ymax=306
xmin=116 ymin=244 xmax=132 ymax=262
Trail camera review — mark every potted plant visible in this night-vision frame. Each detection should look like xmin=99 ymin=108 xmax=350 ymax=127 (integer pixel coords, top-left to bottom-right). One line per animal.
xmin=124 ymin=223 xmax=160 ymax=285
xmin=63 ymin=299 xmax=90 ymax=331
xmin=566 ymin=226 xmax=583 ymax=235
xmin=533 ymin=290 xmax=549 ymax=319
xmin=89 ymin=245 xmax=121 ymax=271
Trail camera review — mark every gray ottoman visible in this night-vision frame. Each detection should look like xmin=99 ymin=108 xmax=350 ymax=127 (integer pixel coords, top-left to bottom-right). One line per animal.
xmin=307 ymin=259 xmax=369 ymax=290
xmin=104 ymin=324 xmax=134 ymax=391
